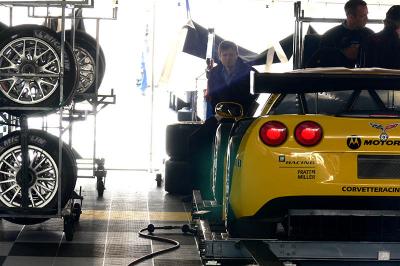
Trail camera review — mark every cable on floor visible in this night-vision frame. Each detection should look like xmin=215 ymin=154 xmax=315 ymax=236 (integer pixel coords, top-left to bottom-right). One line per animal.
xmin=128 ymin=223 xmax=196 ymax=265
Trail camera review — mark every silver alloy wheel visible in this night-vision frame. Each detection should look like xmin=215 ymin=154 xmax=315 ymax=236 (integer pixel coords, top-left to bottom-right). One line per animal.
xmin=74 ymin=46 xmax=95 ymax=93
xmin=0 ymin=145 xmax=59 ymax=207
xmin=0 ymin=37 xmax=60 ymax=104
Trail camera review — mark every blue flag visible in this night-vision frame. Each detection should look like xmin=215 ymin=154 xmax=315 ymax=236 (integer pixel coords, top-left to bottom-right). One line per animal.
xmin=137 ymin=24 xmax=149 ymax=94
xmin=185 ymin=0 xmax=191 ymax=19
xmin=138 ymin=52 xmax=148 ymax=94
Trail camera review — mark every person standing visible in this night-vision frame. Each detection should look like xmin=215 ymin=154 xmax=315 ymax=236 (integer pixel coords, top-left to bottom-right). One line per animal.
xmin=206 ymin=40 xmax=257 ymax=117
xmin=308 ymin=0 xmax=373 ymax=68
xmin=363 ymin=5 xmax=400 ymax=69
xmin=189 ymin=40 xmax=256 ymax=198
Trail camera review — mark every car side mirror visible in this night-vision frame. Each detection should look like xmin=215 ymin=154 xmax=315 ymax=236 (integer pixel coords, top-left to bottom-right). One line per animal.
xmin=215 ymin=102 xmax=243 ymax=119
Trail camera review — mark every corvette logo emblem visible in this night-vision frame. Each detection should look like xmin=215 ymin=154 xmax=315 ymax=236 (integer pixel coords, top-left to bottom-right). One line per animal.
xmin=369 ymin=122 xmax=400 ymax=141
xmin=347 ymin=135 xmax=362 ymax=150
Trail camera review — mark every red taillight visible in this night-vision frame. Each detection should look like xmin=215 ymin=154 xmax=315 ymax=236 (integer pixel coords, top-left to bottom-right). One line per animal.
xmin=295 ymin=121 xmax=322 ymax=146
xmin=259 ymin=121 xmax=287 ymax=146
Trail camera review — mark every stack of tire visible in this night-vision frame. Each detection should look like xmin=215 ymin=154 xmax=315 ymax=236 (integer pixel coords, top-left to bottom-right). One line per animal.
xmin=0 ymin=24 xmax=106 ymax=117
xmin=0 ymin=23 xmax=106 ymax=225
xmin=63 ymin=29 xmax=106 ymax=102
xmin=0 ymin=129 xmax=78 ymax=225
xmin=165 ymin=122 xmax=202 ymax=194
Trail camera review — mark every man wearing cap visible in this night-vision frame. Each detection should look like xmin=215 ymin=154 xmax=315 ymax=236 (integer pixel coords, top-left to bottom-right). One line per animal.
xmin=363 ymin=5 xmax=400 ymax=69
xmin=317 ymin=0 xmax=374 ymax=67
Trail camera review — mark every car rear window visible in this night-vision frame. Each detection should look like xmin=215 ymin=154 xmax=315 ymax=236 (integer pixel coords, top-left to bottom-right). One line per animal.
xmin=270 ymin=90 xmax=400 ymax=116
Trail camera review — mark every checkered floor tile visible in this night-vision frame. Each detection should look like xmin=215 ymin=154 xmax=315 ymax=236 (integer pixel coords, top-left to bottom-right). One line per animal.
xmin=0 ymin=171 xmax=202 ymax=266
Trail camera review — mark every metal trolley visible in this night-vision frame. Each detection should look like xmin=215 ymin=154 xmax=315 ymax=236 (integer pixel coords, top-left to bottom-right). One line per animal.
xmin=27 ymin=0 xmax=118 ymax=197
xmin=0 ymin=0 xmax=116 ymax=241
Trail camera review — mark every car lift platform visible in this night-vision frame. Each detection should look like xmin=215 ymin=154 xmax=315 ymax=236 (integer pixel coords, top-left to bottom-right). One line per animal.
xmin=192 ymin=190 xmax=400 ymax=266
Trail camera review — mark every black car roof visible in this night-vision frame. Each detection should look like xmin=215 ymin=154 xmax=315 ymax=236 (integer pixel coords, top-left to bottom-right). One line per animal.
xmin=252 ymin=68 xmax=400 ymax=94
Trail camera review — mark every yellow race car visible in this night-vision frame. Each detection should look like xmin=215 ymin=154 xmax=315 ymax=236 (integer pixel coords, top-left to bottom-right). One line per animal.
xmin=218 ymin=68 xmax=400 ymax=240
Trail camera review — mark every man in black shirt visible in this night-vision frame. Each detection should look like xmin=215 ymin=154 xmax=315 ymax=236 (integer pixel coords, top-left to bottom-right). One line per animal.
xmin=308 ymin=0 xmax=373 ymax=68
xmin=363 ymin=5 xmax=400 ymax=69
xmin=190 ymin=41 xmax=256 ymax=198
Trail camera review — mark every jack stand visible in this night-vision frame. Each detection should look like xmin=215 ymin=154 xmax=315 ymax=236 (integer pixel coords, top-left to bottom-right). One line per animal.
xmin=94 ymin=158 xmax=107 ymax=197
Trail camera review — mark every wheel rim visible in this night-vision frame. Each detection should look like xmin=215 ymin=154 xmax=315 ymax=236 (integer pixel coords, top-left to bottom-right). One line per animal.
xmin=74 ymin=46 xmax=95 ymax=93
xmin=0 ymin=37 xmax=60 ymax=104
xmin=0 ymin=145 xmax=59 ymax=207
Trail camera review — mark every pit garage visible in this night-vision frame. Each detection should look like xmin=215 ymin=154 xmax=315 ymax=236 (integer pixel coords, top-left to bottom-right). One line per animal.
xmin=0 ymin=0 xmax=400 ymax=266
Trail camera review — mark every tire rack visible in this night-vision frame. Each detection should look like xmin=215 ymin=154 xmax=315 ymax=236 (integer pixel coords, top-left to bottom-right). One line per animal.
xmin=0 ymin=0 xmax=108 ymax=241
xmin=63 ymin=91 xmax=116 ymax=198
xmin=28 ymin=1 xmax=118 ymax=197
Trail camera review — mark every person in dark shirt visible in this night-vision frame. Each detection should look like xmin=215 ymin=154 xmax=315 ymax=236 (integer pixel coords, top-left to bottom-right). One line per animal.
xmin=363 ymin=5 xmax=400 ymax=69
xmin=190 ymin=40 xmax=256 ymax=198
xmin=308 ymin=0 xmax=373 ymax=68
xmin=206 ymin=40 xmax=257 ymax=117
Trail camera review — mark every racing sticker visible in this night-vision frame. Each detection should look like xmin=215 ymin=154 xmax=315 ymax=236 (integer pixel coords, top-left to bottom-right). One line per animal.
xmin=297 ymin=169 xmax=316 ymax=179
xmin=346 ymin=135 xmax=400 ymax=150
xmin=369 ymin=122 xmax=400 ymax=141
xmin=342 ymin=186 xmax=400 ymax=193
xmin=278 ymin=155 xmax=316 ymax=180
xmin=347 ymin=122 xmax=400 ymax=150
xmin=347 ymin=135 xmax=362 ymax=150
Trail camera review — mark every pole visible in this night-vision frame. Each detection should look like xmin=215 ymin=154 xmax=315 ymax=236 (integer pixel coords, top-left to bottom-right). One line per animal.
xmin=149 ymin=1 xmax=156 ymax=173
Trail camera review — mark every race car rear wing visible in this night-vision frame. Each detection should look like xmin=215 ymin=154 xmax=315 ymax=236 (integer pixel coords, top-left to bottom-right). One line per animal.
xmin=251 ymin=71 xmax=400 ymax=94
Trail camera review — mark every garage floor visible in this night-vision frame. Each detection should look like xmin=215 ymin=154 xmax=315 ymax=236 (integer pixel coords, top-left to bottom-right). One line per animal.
xmin=0 ymin=171 xmax=202 ymax=266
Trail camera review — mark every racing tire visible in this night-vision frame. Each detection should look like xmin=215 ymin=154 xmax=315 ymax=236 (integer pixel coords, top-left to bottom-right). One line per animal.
xmin=63 ymin=30 xmax=106 ymax=101
xmin=166 ymin=122 xmax=202 ymax=159
xmin=211 ymin=122 xmax=234 ymax=204
xmin=164 ymin=159 xmax=192 ymax=195
xmin=0 ymin=129 xmax=78 ymax=225
xmin=0 ymin=25 xmax=78 ymax=116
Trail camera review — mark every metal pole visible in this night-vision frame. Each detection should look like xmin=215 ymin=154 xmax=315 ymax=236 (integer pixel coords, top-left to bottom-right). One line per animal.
xmin=92 ymin=18 xmax=100 ymax=176
xmin=58 ymin=0 xmax=66 ymax=216
xmin=9 ymin=6 xmax=12 ymax=26
xmin=69 ymin=8 xmax=76 ymax=148
xmin=149 ymin=1 xmax=155 ymax=173
xmin=20 ymin=115 xmax=29 ymax=208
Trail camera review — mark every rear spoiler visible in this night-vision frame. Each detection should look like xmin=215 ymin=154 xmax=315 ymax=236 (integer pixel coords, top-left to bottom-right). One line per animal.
xmin=251 ymin=71 xmax=400 ymax=94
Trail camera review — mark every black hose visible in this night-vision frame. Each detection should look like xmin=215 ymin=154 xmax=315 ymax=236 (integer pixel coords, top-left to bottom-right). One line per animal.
xmin=128 ymin=224 xmax=182 ymax=266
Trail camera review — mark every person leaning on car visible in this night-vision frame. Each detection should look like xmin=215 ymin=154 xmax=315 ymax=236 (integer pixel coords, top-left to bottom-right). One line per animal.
xmin=362 ymin=5 xmax=400 ymax=69
xmin=307 ymin=0 xmax=373 ymax=68
xmin=205 ymin=40 xmax=257 ymax=118
xmin=189 ymin=40 xmax=257 ymax=198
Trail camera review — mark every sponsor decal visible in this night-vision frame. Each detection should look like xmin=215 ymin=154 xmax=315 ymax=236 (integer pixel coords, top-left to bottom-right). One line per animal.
xmin=283 ymin=160 xmax=315 ymax=165
xmin=346 ymin=135 xmax=400 ymax=149
xmin=297 ymin=169 xmax=316 ymax=179
xmin=369 ymin=122 xmax=400 ymax=142
xmin=278 ymin=159 xmax=315 ymax=167
xmin=278 ymin=156 xmax=316 ymax=179
xmin=347 ymin=135 xmax=362 ymax=150
xmin=342 ymin=186 xmax=400 ymax=193
xmin=364 ymin=139 xmax=400 ymax=146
